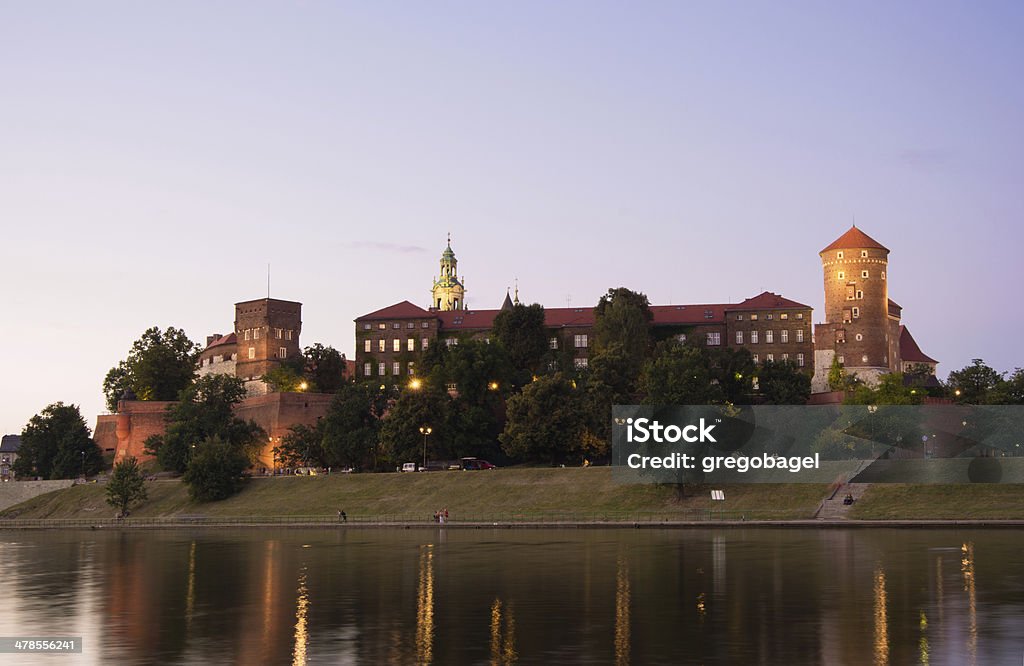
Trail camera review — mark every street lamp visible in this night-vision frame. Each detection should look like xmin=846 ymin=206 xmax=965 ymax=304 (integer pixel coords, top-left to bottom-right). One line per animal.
xmin=419 ymin=426 xmax=432 ymax=470
xmin=80 ymin=450 xmax=85 ymax=480
xmin=409 ymin=378 xmax=423 ymax=390
xmin=488 ymin=381 xmax=499 ymax=391
xmin=298 ymin=381 xmax=308 ymax=391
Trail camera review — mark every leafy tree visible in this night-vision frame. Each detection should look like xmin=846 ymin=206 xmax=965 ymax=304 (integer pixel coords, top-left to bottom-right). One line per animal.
xmin=379 ymin=384 xmax=451 ymax=465
xmin=844 ymin=373 xmax=923 ymax=405
xmin=106 ymin=456 xmax=148 ymax=515
xmin=182 ymin=437 xmax=250 ymax=501
xmin=262 ymin=363 xmax=306 ymax=393
xmin=593 ymin=287 xmax=653 ymax=381
xmin=103 ymin=326 xmax=201 ymax=411
xmin=278 ymin=424 xmax=323 ymax=468
xmin=303 ymin=344 xmax=347 ymax=393
xmin=639 ymin=341 xmax=723 ymax=405
xmin=758 ymin=360 xmax=811 ymax=405
xmin=709 ymin=347 xmax=755 ymax=404
xmin=144 ymin=374 xmax=265 ymax=473
xmin=500 ymin=374 xmax=584 ymax=465
xmin=14 ymin=403 xmax=103 ymax=480
xmin=991 ymin=368 xmax=1024 ymax=405
xmin=826 ymin=355 xmax=859 ymax=392
xmin=947 ymin=359 xmax=1003 ymax=404
xmin=492 ymin=303 xmax=548 ymax=381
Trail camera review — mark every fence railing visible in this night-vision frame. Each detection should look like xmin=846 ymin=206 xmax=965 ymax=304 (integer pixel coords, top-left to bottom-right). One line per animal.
xmin=0 ymin=508 xmax=814 ymax=529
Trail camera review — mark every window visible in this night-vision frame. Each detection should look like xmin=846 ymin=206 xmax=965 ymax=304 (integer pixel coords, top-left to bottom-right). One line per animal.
xmin=378 ymin=362 xmax=386 ymax=376
xmin=797 ymin=353 xmax=805 ymax=367
xmin=796 ymin=329 xmax=804 ymax=343
xmin=574 ymin=358 xmax=589 ymax=369
xmin=852 ymin=307 xmax=860 ymax=318
xmin=860 ymin=250 xmax=868 ymax=258
xmin=855 ymin=333 xmax=863 ymax=341
xmin=285 ymin=330 xmax=293 ymax=340
xmin=881 ymin=271 xmax=886 ymax=280
xmin=421 ymin=337 xmax=429 ymax=350
xmin=445 ymin=338 xmax=458 ymax=347
xmin=861 ymin=270 xmax=869 ymax=279
xmin=407 ymin=322 xmax=415 ymax=329
xmin=574 ymin=334 xmax=588 ymax=348
xmin=393 ymin=362 xmax=400 ymax=375
xmin=736 ymin=314 xmax=743 ymax=321
xmin=275 ymin=328 xmax=283 ymax=339
xmin=766 ymin=313 xmax=774 ymax=320
xmin=378 ymin=339 xmax=385 ymax=353
xmin=393 ymin=323 xmax=400 ymax=329
xmin=837 ymin=251 xmax=844 ymax=259
xmin=780 ymin=330 xmax=788 ymax=343
xmin=378 ymin=323 xmax=386 ymax=330
xmin=782 ymin=353 xmax=789 ymax=361
xmin=751 ymin=330 xmax=759 ymax=344
xmin=363 ymin=362 xmax=371 ymax=376
xmin=279 ymin=347 xmax=287 ymax=359
xmin=856 ymin=290 xmax=863 ymax=299
xmin=736 ymin=331 xmax=744 ymax=345
xmin=244 ymin=329 xmax=251 ymax=341
xmin=421 ymin=322 xmax=429 ymax=328
xmin=407 ymin=338 xmax=415 ymax=352
xmin=706 ymin=332 xmax=721 ymax=346
xmin=752 ymin=354 xmax=759 ymax=364
xmin=837 ymin=271 xmax=845 ymax=280
xmin=750 ymin=314 xmax=758 ymax=321
xmin=248 ymin=347 xmax=255 ymax=359
xmin=393 ymin=339 xmax=401 ymax=352
xmin=363 ymin=323 xmax=371 ymax=331
xmin=364 ymin=339 xmax=371 ymax=353
xmin=780 ymin=313 xmax=788 ymax=320
xmin=796 ymin=313 xmax=804 ymax=320
xmin=549 ymin=337 xmax=558 ymax=350
xmin=765 ymin=330 xmax=774 ymax=343
xmin=254 ymin=328 xmax=260 ymax=339
xmin=408 ymin=362 xmax=415 ymax=375
xmin=704 ymin=309 xmax=714 ymax=319
xmin=766 ymin=353 xmax=774 ymax=362
xmin=676 ymin=333 xmax=687 ymax=343
xmin=838 ymin=355 xmax=845 ymax=365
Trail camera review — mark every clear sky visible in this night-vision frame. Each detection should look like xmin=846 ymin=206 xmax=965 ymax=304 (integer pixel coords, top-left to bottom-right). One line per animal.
xmin=2 ymin=1 xmax=1022 ymax=435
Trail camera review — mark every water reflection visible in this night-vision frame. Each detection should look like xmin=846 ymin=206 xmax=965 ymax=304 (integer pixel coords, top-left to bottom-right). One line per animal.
xmin=0 ymin=528 xmax=1021 ymax=664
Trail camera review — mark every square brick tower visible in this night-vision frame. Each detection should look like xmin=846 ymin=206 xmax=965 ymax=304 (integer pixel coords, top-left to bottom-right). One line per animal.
xmin=234 ymin=298 xmax=303 ymax=394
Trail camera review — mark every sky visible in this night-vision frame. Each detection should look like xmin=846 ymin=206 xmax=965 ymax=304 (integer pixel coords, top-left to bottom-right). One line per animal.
xmin=2 ymin=1 xmax=1023 ymax=435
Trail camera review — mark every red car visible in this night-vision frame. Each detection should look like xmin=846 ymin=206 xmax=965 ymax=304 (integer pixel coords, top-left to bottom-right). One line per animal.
xmin=461 ymin=458 xmax=495 ymax=470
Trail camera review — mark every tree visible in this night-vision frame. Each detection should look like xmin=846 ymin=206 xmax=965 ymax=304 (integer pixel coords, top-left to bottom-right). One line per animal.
xmin=500 ymin=374 xmax=584 ymax=465
xmin=144 ymin=374 xmax=265 ymax=473
xmin=182 ymin=437 xmax=250 ymax=501
xmin=492 ymin=303 xmax=548 ymax=381
xmin=303 ymin=344 xmax=347 ymax=394
xmin=106 ymin=456 xmax=148 ymax=516
xmin=709 ymin=347 xmax=755 ymax=405
xmin=947 ymin=359 xmax=1003 ymax=404
xmin=14 ymin=403 xmax=103 ymax=480
xmin=379 ymin=384 xmax=451 ymax=465
xmin=758 ymin=360 xmax=811 ymax=405
xmin=103 ymin=326 xmax=201 ymax=411
xmin=827 ymin=355 xmax=858 ymax=392
xmin=262 ymin=363 xmax=306 ymax=393
xmin=593 ymin=287 xmax=653 ymax=381
xmin=991 ymin=368 xmax=1024 ymax=405
xmin=844 ymin=373 xmax=922 ymax=405
xmin=639 ymin=341 xmax=723 ymax=405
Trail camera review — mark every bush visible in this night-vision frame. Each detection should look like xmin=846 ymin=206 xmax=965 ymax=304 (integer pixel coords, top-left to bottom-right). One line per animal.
xmin=182 ymin=438 xmax=249 ymax=502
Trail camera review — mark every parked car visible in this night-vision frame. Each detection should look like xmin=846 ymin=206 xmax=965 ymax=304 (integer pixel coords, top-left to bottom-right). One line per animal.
xmin=461 ymin=457 xmax=496 ymax=470
xmin=397 ymin=462 xmax=418 ymax=473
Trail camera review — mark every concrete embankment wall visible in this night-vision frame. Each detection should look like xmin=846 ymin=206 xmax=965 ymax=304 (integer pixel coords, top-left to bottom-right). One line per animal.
xmin=0 ymin=480 xmax=75 ymax=511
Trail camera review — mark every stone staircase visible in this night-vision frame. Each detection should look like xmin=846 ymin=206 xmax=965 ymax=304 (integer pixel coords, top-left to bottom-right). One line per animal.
xmin=815 ymin=483 xmax=871 ymax=520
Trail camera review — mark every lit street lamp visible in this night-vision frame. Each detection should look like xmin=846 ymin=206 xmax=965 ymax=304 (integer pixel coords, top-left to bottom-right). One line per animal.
xmin=419 ymin=425 xmax=433 ymax=470
xmin=80 ymin=450 xmax=85 ymax=480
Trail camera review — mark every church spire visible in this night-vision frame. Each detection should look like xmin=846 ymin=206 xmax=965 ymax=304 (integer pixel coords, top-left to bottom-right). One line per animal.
xmin=431 ymin=235 xmax=465 ymax=311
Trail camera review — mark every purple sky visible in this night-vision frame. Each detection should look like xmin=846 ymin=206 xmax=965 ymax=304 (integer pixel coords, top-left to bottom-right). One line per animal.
xmin=2 ymin=1 xmax=1022 ymax=435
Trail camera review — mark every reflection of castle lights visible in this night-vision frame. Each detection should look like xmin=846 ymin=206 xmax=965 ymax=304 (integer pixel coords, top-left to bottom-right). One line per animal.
xmin=489 ymin=598 xmax=517 ymax=664
xmin=416 ymin=545 xmax=435 ymax=664
xmin=292 ymin=566 xmax=309 ymax=666
xmin=615 ymin=557 xmax=631 ymax=666
xmin=919 ymin=611 xmax=929 ymax=666
xmin=185 ymin=541 xmax=196 ymax=631
xmin=873 ymin=566 xmax=888 ymax=665
xmin=961 ymin=543 xmax=976 ymax=666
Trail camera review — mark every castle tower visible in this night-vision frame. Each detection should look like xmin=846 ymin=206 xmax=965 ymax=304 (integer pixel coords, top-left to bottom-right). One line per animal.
xmin=431 ymin=236 xmax=466 ymax=311
xmin=234 ymin=298 xmax=303 ymax=395
xmin=814 ymin=226 xmax=893 ymax=386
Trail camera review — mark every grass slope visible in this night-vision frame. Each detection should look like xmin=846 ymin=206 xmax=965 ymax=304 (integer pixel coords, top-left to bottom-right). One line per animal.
xmin=0 ymin=467 xmax=826 ymax=521
xmin=850 ymin=484 xmax=1024 ymax=520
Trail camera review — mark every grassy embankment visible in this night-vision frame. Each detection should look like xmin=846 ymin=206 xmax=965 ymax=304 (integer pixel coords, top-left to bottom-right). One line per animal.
xmin=850 ymin=484 xmax=1024 ymax=520
xmin=0 ymin=467 xmax=826 ymax=522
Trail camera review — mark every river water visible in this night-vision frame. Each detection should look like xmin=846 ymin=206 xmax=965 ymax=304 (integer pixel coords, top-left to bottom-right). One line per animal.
xmin=1 ymin=527 xmax=1022 ymax=665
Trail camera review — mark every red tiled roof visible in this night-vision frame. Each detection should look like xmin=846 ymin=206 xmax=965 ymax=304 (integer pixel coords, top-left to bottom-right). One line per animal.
xmin=204 ymin=332 xmax=236 ymax=351
xmin=356 ymin=300 xmax=433 ymax=321
xmin=821 ymin=226 xmax=889 ymax=253
xmin=726 ymin=291 xmax=811 ymax=311
xmin=436 ymin=309 xmax=503 ymax=330
xmin=899 ymin=325 xmax=938 ymax=365
xmin=650 ymin=304 xmax=727 ymax=325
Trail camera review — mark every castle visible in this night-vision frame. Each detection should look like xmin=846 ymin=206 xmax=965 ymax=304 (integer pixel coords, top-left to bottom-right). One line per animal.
xmin=354 ymin=226 xmax=937 ymax=393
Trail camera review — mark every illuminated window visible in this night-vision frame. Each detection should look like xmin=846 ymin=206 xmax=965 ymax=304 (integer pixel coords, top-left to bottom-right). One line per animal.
xmin=549 ymin=337 xmax=558 ymax=349
xmin=796 ymin=329 xmax=804 ymax=343
xmin=393 ymin=362 xmax=400 ymax=375
xmin=421 ymin=337 xmax=429 ymax=350
xmin=378 ymin=339 xmax=385 ymax=353
xmin=393 ymin=339 xmax=401 ymax=352
xmin=797 ymin=353 xmax=804 ymax=367
xmin=278 ymin=347 xmax=287 ymax=359
xmin=751 ymin=330 xmax=759 ymax=344
xmin=765 ymin=330 xmax=774 ymax=343
xmin=407 ymin=338 xmax=415 ymax=352
xmin=736 ymin=331 xmax=744 ymax=344
xmin=364 ymin=339 xmax=371 ymax=353
xmin=706 ymin=332 xmax=721 ymax=346
xmin=574 ymin=334 xmax=588 ymax=348
xmin=378 ymin=362 xmax=386 ymax=375
xmin=248 ymin=347 xmax=255 ymax=359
